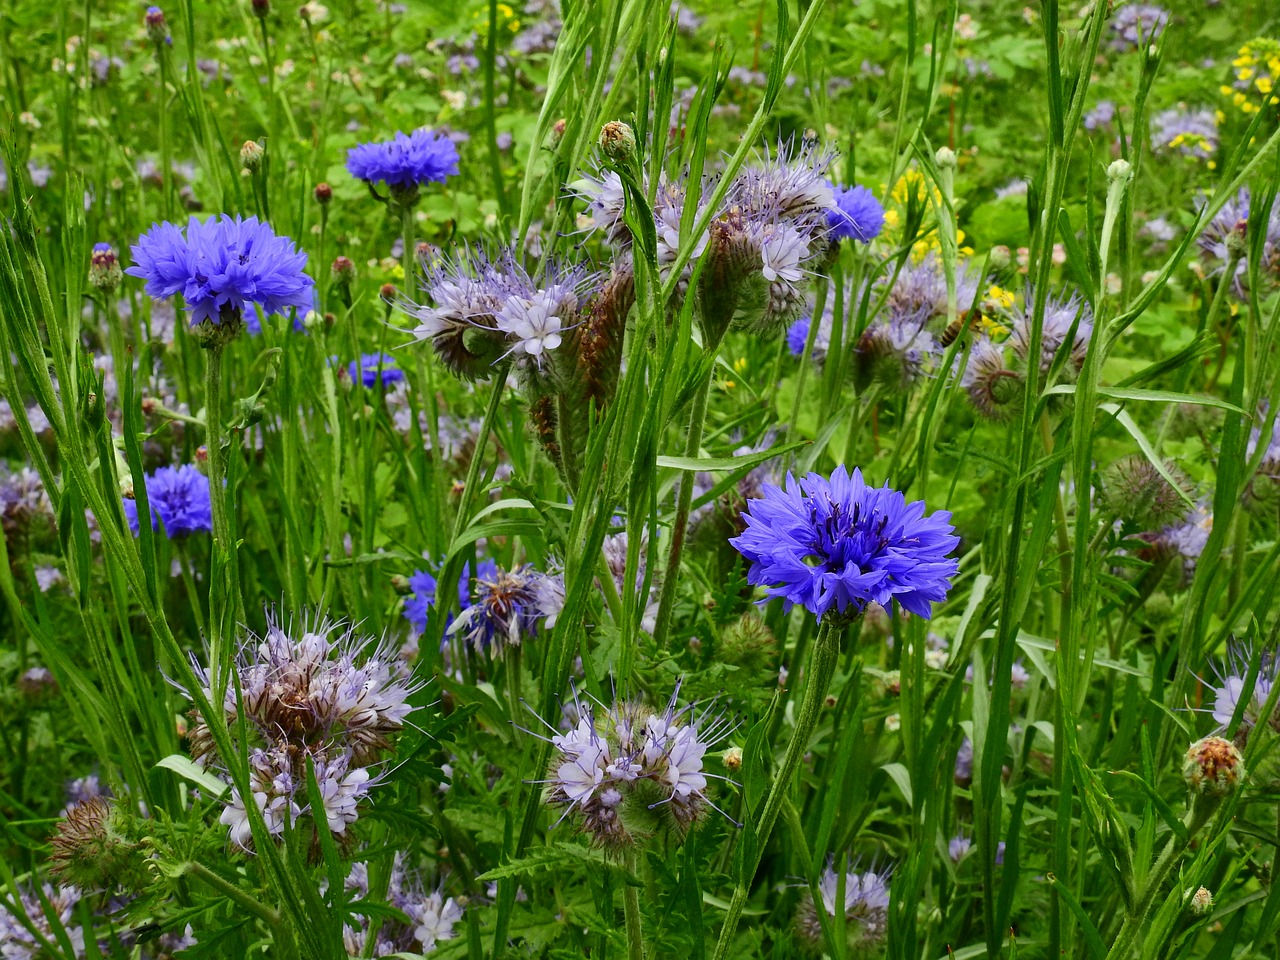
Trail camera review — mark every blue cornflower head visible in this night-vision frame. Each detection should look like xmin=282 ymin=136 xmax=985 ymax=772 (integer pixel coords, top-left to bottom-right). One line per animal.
xmin=126 ymin=215 xmax=314 ymax=328
xmin=786 ymin=316 xmax=812 ymax=357
xmin=729 ymin=466 xmax=959 ymax=621
xmin=403 ymin=558 xmax=497 ymax=635
xmin=348 ymin=352 xmax=405 ymax=388
xmin=346 ymin=129 xmax=460 ymax=196
xmin=827 ymin=184 xmax=885 ymax=243
xmin=123 ymin=464 xmax=212 ymax=538
xmin=446 ymin=563 xmax=551 ymax=653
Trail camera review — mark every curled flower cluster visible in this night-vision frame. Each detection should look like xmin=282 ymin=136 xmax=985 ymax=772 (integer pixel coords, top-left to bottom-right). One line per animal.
xmin=730 ymin=466 xmax=959 ymax=621
xmin=123 ymin=464 xmax=212 ymax=538
xmin=1197 ymin=188 xmax=1280 ymax=290
xmin=127 ymin=215 xmax=314 ymax=329
xmin=182 ymin=613 xmax=420 ymax=850
xmin=794 ymin=862 xmax=893 ymax=952
xmin=341 ymin=859 xmax=463 ymax=956
xmin=537 ymin=685 xmax=735 ymax=848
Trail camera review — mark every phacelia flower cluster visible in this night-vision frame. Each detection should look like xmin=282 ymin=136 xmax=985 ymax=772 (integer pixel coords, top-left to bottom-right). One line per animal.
xmin=794 ymin=862 xmax=893 ymax=952
xmin=1151 ymin=106 xmax=1218 ymax=160
xmin=730 ymin=466 xmax=959 ymax=622
xmin=1205 ymin=641 xmax=1279 ymax=733
xmin=127 ymin=215 xmax=314 ymax=329
xmin=182 ymin=613 xmax=420 ymax=850
xmin=123 ymin=464 xmax=212 ymax=539
xmin=537 ymin=684 xmax=735 ymax=847
xmin=1108 ymin=3 xmax=1168 ymax=51
xmin=341 ymin=858 xmax=463 ymax=956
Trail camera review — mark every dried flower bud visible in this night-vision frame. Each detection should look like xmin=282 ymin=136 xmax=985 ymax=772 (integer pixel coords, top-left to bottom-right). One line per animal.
xmin=240 ymin=140 xmax=265 ymax=172
xmin=1183 ymin=736 xmax=1244 ymax=798
xmin=1189 ymin=886 xmax=1213 ymax=915
xmin=88 ymin=243 xmax=122 ymax=292
xmin=599 ymin=120 xmax=636 ymax=166
xmin=314 ymin=181 xmax=333 ymax=205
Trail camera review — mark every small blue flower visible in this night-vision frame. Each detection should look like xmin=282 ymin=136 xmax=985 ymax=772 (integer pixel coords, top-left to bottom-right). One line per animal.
xmin=786 ymin=316 xmax=811 ymax=357
xmin=827 ymin=184 xmax=884 ymax=243
xmin=348 ymin=353 xmax=405 ymax=388
xmin=126 ymin=216 xmax=314 ymax=327
xmin=123 ymin=465 xmax=212 ymax=539
xmin=346 ymin=129 xmax=460 ymax=194
xmin=729 ymin=466 xmax=959 ymax=620
xmin=403 ymin=558 xmax=497 ymax=635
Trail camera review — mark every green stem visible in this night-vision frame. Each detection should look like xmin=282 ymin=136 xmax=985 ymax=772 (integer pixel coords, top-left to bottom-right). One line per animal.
xmin=204 ymin=337 xmax=239 ymax=695
xmin=652 ymin=371 xmax=713 ymax=650
xmin=623 ymin=851 xmax=645 ymax=960
xmin=401 ymin=203 xmax=417 ymax=300
xmin=711 ymin=617 xmax=841 ymax=960
xmin=184 ymin=860 xmax=281 ymax=927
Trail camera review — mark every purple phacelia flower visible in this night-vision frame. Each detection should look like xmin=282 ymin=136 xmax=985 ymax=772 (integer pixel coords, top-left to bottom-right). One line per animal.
xmin=730 ymin=466 xmax=959 ymax=621
xmin=126 ymin=215 xmax=314 ymax=327
xmin=1151 ymin=106 xmax=1218 ymax=160
xmin=1109 ymin=3 xmax=1168 ymax=51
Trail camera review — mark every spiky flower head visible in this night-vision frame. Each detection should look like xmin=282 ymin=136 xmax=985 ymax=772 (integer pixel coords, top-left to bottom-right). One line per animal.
xmin=122 ymin=464 xmax=212 ymax=539
xmin=536 ymin=683 xmax=736 ymax=849
xmin=1183 ymin=736 xmax=1244 ymax=797
xmin=49 ymin=796 xmax=148 ymax=890
xmin=854 ymin=320 xmax=938 ymax=392
xmin=730 ymin=466 xmax=959 ymax=622
xmin=1009 ymin=291 xmax=1092 ymax=378
xmin=795 ymin=862 xmax=892 ymax=952
xmin=1099 ymin=455 xmax=1194 ymax=529
xmin=126 ymin=215 xmax=314 ymax=330
xmin=718 ymin=610 xmax=778 ymax=678
xmin=346 ymin=128 xmax=460 ymax=203
xmin=446 ymin=564 xmax=553 ymax=654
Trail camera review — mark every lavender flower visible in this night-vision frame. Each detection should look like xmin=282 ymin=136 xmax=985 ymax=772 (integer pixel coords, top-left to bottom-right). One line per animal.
xmin=1151 ymin=106 xmax=1218 ymax=159
xmin=854 ymin=319 xmax=938 ymax=391
xmin=1083 ymin=100 xmax=1116 ymax=131
xmin=347 ymin=352 xmax=405 ymax=388
xmin=827 ymin=183 xmax=885 ymax=243
xmin=730 ymin=466 xmax=959 ymax=621
xmin=1108 ymin=3 xmax=1168 ymax=51
xmin=126 ymin=215 xmax=314 ymax=328
xmin=346 ymin=128 xmax=460 ymax=200
xmin=1205 ymin=641 xmax=1278 ymax=731
xmin=0 ymin=884 xmax=85 ymax=957
xmin=123 ymin=464 xmax=212 ymax=538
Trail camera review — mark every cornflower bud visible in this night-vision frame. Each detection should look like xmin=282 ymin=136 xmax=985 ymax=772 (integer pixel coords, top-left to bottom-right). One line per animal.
xmin=935 ymin=146 xmax=957 ymax=170
xmin=252 ymin=0 xmax=270 ymax=17
xmin=314 ymin=181 xmax=333 ymax=205
xmin=1183 ymin=736 xmax=1244 ymax=798
xmin=332 ymin=255 xmax=356 ymax=284
xmin=88 ymin=243 xmax=122 ymax=292
xmin=240 ymin=140 xmax=265 ymax=172
xmin=144 ymin=6 xmax=169 ymax=44
xmin=379 ymin=283 xmax=397 ymax=302
xmin=599 ymin=120 xmax=637 ymax=166
xmin=989 ymin=245 xmax=1012 ymax=271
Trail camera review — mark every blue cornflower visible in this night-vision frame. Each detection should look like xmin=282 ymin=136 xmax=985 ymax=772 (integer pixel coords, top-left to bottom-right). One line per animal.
xmin=346 ymin=129 xmax=460 ymax=197
xmin=123 ymin=465 xmax=212 ymax=538
xmin=403 ymin=558 xmax=497 ymax=635
xmin=827 ymin=184 xmax=885 ymax=243
xmin=729 ymin=466 xmax=958 ymax=620
xmin=348 ymin=352 xmax=405 ymax=388
xmin=786 ymin=316 xmax=811 ymax=356
xmin=126 ymin=216 xmax=314 ymax=327
xmin=446 ymin=564 xmax=549 ymax=653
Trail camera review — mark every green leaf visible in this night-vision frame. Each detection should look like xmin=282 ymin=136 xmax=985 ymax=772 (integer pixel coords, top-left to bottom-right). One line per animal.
xmin=657 ymin=440 xmax=805 ymax=473
xmin=155 ymin=755 xmax=231 ymax=800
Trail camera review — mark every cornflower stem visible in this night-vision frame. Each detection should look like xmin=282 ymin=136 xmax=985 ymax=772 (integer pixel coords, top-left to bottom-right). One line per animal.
xmin=623 ymin=849 xmax=646 ymax=960
xmin=204 ymin=337 xmax=239 ymax=696
xmin=652 ymin=369 xmax=713 ymax=650
xmin=184 ymin=860 xmax=280 ymax=927
xmin=157 ymin=47 xmax=173 ymax=218
xmin=712 ymin=616 xmax=841 ymax=960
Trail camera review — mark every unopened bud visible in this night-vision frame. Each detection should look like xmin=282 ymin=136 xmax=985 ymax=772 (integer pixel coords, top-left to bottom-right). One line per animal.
xmin=935 ymin=146 xmax=957 ymax=170
xmin=379 ymin=283 xmax=397 ymax=302
xmin=1106 ymin=158 xmax=1132 ymax=184
xmin=88 ymin=243 xmax=122 ymax=292
xmin=599 ymin=120 xmax=636 ymax=165
xmin=883 ymin=670 xmax=901 ymax=696
xmin=240 ymin=140 xmax=265 ymax=172
xmin=50 ymin=797 xmax=147 ymax=890
xmin=1189 ymin=886 xmax=1213 ymax=915
xmin=1226 ymin=221 xmax=1248 ymax=260
xmin=314 ymin=181 xmax=332 ymax=205
xmin=722 ymin=746 xmax=743 ymax=771
xmin=332 ymin=255 xmax=356 ymax=283
xmin=988 ymin=245 xmax=1012 ymax=271
xmin=1183 ymin=736 xmax=1244 ymax=797
xmin=195 ymin=445 xmax=208 ymax=463
xmin=144 ymin=6 xmax=169 ymax=44
xmin=18 ymin=666 xmax=58 ymax=701
xmin=390 ymin=574 xmax=411 ymax=594
xmin=252 ymin=0 xmax=270 ymax=17
xmin=550 ymin=118 xmax=567 ymax=147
